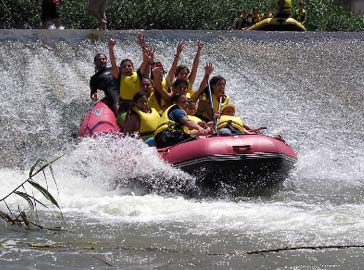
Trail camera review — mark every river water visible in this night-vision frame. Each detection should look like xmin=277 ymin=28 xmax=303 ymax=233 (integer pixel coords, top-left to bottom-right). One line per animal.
xmin=0 ymin=29 xmax=364 ymax=269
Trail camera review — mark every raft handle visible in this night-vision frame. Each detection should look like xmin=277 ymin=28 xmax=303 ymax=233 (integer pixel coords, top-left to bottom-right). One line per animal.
xmin=232 ymin=145 xmax=251 ymax=153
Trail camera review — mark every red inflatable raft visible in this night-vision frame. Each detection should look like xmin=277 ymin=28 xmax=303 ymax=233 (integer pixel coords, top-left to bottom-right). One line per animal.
xmin=79 ymin=101 xmax=120 ymax=137
xmin=158 ymin=134 xmax=297 ymax=190
xmin=79 ymin=102 xmax=297 ymax=191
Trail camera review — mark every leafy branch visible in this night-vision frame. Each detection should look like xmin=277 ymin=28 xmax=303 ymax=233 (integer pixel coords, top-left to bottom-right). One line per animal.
xmin=0 ymin=155 xmax=65 ymax=230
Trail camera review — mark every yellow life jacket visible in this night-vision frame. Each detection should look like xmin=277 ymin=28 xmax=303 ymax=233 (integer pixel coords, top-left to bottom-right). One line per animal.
xmin=132 ymin=107 xmax=161 ymax=140
xmin=200 ymin=94 xmax=231 ymax=121
xmin=119 ymin=71 xmax=141 ymax=101
xmin=162 ymin=77 xmax=169 ymax=92
xmin=188 ymin=80 xmax=194 ymax=95
xmin=154 ymin=104 xmax=186 ymax=137
xmin=182 ymin=115 xmax=203 ymax=134
xmin=188 ymin=115 xmax=202 ymax=124
xmin=217 ymin=115 xmax=244 ymax=133
xmin=148 ymin=92 xmax=167 ymax=115
xmin=152 ymin=77 xmax=169 ymax=93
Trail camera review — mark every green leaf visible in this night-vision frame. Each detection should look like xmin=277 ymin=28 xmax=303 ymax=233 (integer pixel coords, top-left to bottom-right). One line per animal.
xmin=14 ymin=191 xmax=34 ymax=210
xmin=28 ymin=159 xmax=43 ymax=179
xmin=28 ymin=155 xmax=64 ymax=179
xmin=27 ymin=180 xmax=60 ymax=210
xmin=14 ymin=191 xmax=48 ymax=209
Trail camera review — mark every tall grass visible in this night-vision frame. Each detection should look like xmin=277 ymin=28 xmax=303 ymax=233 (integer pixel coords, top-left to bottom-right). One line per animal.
xmin=0 ymin=0 xmax=363 ymax=31
xmin=0 ymin=156 xmax=64 ymax=230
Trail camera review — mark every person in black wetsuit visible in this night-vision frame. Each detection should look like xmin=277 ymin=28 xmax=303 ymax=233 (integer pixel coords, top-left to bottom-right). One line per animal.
xmin=90 ymin=53 xmax=119 ymax=115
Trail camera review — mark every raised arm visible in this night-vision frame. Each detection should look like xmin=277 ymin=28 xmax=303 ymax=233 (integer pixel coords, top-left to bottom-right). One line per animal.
xmin=191 ymin=62 xmax=214 ymax=101
xmin=166 ymin=41 xmax=185 ymax=87
xmin=188 ymin=40 xmax=204 ymax=86
xmin=140 ymin=46 xmax=154 ymax=78
xmin=152 ymin=66 xmax=172 ymax=102
xmin=136 ymin=33 xmax=152 ymax=77
xmin=108 ymin=38 xmax=119 ymax=79
xmin=145 ymin=46 xmax=155 ymax=79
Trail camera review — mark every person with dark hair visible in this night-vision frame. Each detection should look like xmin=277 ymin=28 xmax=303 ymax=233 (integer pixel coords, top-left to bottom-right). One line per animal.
xmin=154 ymin=94 xmax=210 ymax=148
xmin=171 ymin=79 xmax=189 ymax=95
xmin=87 ymin=0 xmax=108 ymax=30
xmin=185 ymin=99 xmax=211 ymax=131
xmin=293 ymin=1 xmax=306 ymax=24
xmin=140 ymin=77 xmax=154 ymax=96
xmin=151 ymin=62 xmax=214 ymax=109
xmin=41 ymin=0 xmax=61 ymax=29
xmin=232 ymin=9 xmax=248 ymax=29
xmin=89 ymin=53 xmax=119 ymax=115
xmin=148 ymin=71 xmax=190 ymax=103
xmin=196 ymin=75 xmax=231 ymax=122
xmin=245 ymin=13 xmax=254 ymax=28
xmin=252 ymin=8 xmax=261 ymax=25
xmin=140 ymin=76 xmax=168 ymax=115
xmin=123 ymin=91 xmax=160 ymax=142
xmin=168 ymin=40 xmax=204 ymax=94
xmin=108 ymin=37 xmax=151 ymax=128
xmin=217 ymin=103 xmax=257 ymax=135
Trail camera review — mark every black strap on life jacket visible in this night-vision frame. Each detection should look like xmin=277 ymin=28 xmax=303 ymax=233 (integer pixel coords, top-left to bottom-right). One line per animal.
xmin=87 ymin=121 xmax=118 ymax=134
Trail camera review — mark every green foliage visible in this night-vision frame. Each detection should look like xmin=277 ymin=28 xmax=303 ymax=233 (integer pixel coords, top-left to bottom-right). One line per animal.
xmin=0 ymin=0 xmax=363 ymax=31
xmin=0 ymin=0 xmax=40 ymax=28
xmin=0 ymin=156 xmax=64 ymax=229
xmin=306 ymin=2 xmax=364 ymax=31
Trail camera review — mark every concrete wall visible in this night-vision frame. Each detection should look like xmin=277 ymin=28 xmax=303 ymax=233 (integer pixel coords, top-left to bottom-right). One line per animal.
xmin=344 ymin=0 xmax=364 ymax=14
xmin=351 ymin=1 xmax=364 ymax=14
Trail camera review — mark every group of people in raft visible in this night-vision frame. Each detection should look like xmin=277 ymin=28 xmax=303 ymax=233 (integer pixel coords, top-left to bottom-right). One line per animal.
xmin=90 ymin=34 xmax=262 ymax=148
xmin=232 ymin=0 xmax=306 ymax=30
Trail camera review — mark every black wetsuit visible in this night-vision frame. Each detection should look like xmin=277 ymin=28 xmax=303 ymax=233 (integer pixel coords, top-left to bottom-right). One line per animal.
xmin=90 ymin=67 xmax=119 ymax=109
